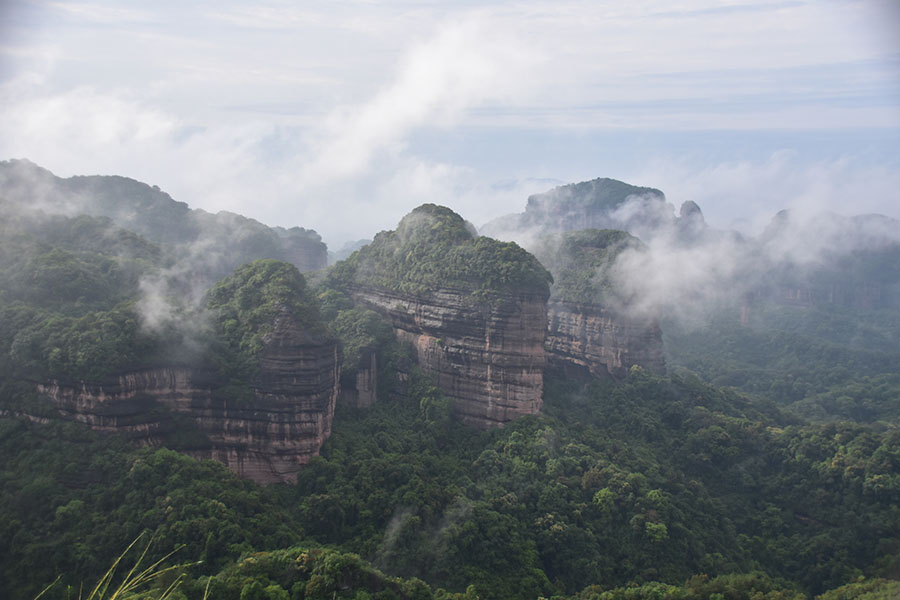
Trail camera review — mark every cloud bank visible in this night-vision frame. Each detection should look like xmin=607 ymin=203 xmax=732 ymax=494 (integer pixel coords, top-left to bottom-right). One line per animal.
xmin=0 ymin=1 xmax=897 ymax=246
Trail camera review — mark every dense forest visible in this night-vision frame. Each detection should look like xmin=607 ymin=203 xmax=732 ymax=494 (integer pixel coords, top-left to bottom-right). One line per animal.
xmin=3 ymin=371 xmax=899 ymax=599
xmin=327 ymin=203 xmax=552 ymax=300
xmin=1 ymin=165 xmax=899 ymax=600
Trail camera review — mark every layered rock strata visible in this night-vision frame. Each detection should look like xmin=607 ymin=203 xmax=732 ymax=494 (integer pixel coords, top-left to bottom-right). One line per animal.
xmin=546 ymin=300 xmax=665 ymax=379
xmin=349 ymin=286 xmax=547 ymax=428
xmin=35 ymin=313 xmax=339 ymax=484
xmin=339 ymin=346 xmax=378 ymax=409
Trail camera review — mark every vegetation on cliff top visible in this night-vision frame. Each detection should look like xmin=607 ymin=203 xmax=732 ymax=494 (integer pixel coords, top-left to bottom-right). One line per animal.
xmin=0 ymin=205 xmax=332 ymax=388
xmin=328 ymin=204 xmax=552 ymax=300
xmin=525 ymin=178 xmax=664 ymax=214
xmin=532 ymin=228 xmax=643 ymax=305
xmin=205 ymin=259 xmax=330 ymax=381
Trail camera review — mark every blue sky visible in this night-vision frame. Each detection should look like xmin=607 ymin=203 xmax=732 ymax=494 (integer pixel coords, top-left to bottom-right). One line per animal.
xmin=1 ymin=0 xmax=898 ymax=245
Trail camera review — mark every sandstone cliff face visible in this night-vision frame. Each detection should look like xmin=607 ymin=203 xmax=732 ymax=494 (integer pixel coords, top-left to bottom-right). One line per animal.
xmin=339 ymin=346 xmax=378 ymax=409
xmin=35 ymin=313 xmax=339 ymax=484
xmin=349 ymin=286 xmax=547 ymax=428
xmin=546 ymin=300 xmax=665 ymax=379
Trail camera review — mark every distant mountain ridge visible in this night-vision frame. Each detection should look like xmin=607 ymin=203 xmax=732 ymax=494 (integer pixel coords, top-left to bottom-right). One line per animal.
xmin=0 ymin=159 xmax=327 ymax=279
xmin=481 ymin=177 xmax=672 ymax=240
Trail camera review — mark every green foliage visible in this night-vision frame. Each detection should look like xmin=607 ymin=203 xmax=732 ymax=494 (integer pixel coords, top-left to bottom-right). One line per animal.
xmin=5 ymin=363 xmax=899 ymax=600
xmin=572 ymin=572 xmax=806 ymax=600
xmin=4 ymin=300 xmax=176 ymax=381
xmin=315 ymin=285 xmax=411 ymax=405
xmin=268 ymin=371 xmax=899 ymax=598
xmin=328 ymin=305 xmax=396 ymax=380
xmin=0 ymin=210 xmax=178 ymax=382
xmin=0 ymin=419 xmax=303 ymax=600
xmin=815 ymin=578 xmax=900 ymax=600
xmin=193 ymin=546 xmax=454 ymax=600
xmin=328 ymin=204 xmax=551 ymax=301
xmin=0 ymin=210 xmax=161 ymax=312
xmin=45 ymin=533 xmax=195 ymax=600
xmin=205 ymin=259 xmax=329 ymax=381
xmin=664 ymin=302 xmax=900 ymax=423
xmin=532 ymin=229 xmax=642 ymax=304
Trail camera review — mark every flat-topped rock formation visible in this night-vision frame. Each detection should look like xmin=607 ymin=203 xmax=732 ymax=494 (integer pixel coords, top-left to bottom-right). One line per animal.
xmin=35 ymin=309 xmax=340 ymax=484
xmin=328 ymin=204 xmax=552 ymax=428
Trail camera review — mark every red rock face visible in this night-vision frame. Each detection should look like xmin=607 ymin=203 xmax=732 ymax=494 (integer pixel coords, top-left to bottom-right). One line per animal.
xmin=546 ymin=300 xmax=665 ymax=379
xmin=35 ymin=313 xmax=340 ymax=484
xmin=339 ymin=346 xmax=378 ymax=409
xmin=349 ymin=286 xmax=548 ymax=428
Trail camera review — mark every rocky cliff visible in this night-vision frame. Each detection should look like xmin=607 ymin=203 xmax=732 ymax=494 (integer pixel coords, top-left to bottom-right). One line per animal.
xmin=525 ymin=229 xmax=666 ymax=378
xmin=327 ymin=204 xmax=553 ymax=428
xmin=31 ymin=261 xmax=340 ymax=483
xmin=339 ymin=346 xmax=378 ymax=409
xmin=34 ymin=293 xmax=340 ymax=484
xmin=546 ymin=300 xmax=665 ymax=379
xmin=349 ymin=286 xmax=547 ymax=428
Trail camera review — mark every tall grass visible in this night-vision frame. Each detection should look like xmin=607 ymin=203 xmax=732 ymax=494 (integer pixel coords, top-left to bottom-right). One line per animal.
xmin=37 ymin=533 xmax=204 ymax=600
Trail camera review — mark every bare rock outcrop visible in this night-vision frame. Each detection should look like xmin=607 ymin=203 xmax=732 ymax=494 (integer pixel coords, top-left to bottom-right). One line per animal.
xmin=36 ymin=312 xmax=340 ymax=484
xmin=546 ymin=300 xmax=665 ymax=379
xmin=350 ymin=286 xmax=547 ymax=428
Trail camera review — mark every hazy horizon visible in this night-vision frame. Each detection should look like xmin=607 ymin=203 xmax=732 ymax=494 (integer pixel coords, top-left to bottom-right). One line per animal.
xmin=1 ymin=0 xmax=899 ymax=247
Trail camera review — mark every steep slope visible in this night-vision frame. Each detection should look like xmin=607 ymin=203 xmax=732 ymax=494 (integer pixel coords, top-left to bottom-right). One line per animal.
xmin=327 ymin=204 xmax=552 ymax=428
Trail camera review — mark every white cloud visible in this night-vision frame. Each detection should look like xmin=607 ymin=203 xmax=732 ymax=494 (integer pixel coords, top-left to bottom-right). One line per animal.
xmin=0 ymin=1 xmax=898 ymax=248
xmin=46 ymin=2 xmax=156 ymax=24
xmin=295 ymin=15 xmax=539 ymax=185
xmin=631 ymin=152 xmax=900 ymax=235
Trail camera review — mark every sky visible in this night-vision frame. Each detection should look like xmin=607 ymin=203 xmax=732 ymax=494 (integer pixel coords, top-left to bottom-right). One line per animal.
xmin=0 ymin=0 xmax=898 ymax=247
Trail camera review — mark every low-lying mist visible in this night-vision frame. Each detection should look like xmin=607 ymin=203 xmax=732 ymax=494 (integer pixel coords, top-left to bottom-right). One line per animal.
xmin=481 ymin=179 xmax=900 ymax=327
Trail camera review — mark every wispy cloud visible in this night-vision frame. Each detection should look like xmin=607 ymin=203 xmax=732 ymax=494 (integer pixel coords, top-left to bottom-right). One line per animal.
xmin=632 ymin=152 xmax=900 ymax=235
xmin=0 ymin=1 xmax=898 ymax=246
xmin=45 ymin=2 xmax=157 ymax=24
xmin=295 ymin=15 xmax=539 ymax=185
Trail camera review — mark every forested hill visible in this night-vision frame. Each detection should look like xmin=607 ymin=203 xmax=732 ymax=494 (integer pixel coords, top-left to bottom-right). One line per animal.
xmin=328 ymin=203 xmax=552 ymax=299
xmin=0 ymin=159 xmax=328 ymax=277
xmin=481 ymin=177 xmax=669 ymax=240
xmin=481 ymin=176 xmax=900 ymax=424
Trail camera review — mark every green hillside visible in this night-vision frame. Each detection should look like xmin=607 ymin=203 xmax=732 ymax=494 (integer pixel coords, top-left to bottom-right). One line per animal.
xmin=328 ymin=204 xmax=551 ymax=300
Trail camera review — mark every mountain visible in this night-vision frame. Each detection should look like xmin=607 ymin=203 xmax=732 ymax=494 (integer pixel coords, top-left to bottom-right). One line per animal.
xmin=0 ymin=161 xmax=340 ymax=483
xmin=482 ymin=176 xmax=900 ymax=423
xmin=0 ymin=159 xmax=328 ymax=280
xmin=324 ymin=204 xmax=553 ymax=428
xmin=481 ymin=177 xmax=674 ymax=242
xmin=1 ymin=163 xmax=899 ymax=600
